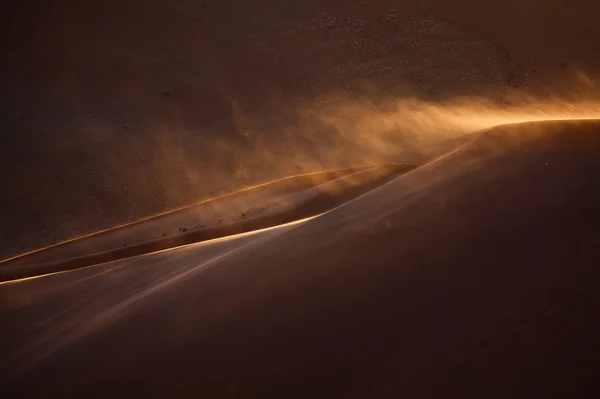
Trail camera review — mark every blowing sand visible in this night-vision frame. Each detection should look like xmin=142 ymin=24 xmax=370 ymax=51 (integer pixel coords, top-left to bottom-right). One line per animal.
xmin=1 ymin=119 xmax=599 ymax=397
xmin=3 ymin=0 xmax=599 ymax=259
xmin=2 ymin=1 xmax=600 ymax=396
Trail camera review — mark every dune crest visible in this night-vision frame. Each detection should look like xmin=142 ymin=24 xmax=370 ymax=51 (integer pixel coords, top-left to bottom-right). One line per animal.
xmin=1 ymin=118 xmax=599 ymax=397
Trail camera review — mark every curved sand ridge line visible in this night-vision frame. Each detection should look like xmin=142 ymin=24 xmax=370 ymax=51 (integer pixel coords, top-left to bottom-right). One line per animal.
xmin=1 ymin=166 xmax=369 ymax=264
xmin=0 ymin=164 xmax=417 ymax=282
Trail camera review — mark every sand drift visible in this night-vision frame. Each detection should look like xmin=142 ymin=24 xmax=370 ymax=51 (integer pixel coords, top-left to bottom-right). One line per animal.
xmin=0 ymin=121 xmax=600 ymax=398
xmin=1 ymin=119 xmax=600 ymax=398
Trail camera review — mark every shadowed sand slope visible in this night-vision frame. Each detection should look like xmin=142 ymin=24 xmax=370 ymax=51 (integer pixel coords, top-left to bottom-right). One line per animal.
xmin=429 ymin=0 xmax=600 ymax=96
xmin=1 ymin=119 xmax=599 ymax=397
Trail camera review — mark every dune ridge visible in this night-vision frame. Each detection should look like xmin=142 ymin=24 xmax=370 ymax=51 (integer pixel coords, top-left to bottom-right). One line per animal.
xmin=1 ymin=118 xmax=599 ymax=397
xmin=0 ymin=164 xmax=416 ymax=282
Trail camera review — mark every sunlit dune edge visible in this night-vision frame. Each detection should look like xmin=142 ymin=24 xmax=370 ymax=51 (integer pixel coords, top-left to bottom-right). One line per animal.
xmin=0 ymin=164 xmax=414 ymax=282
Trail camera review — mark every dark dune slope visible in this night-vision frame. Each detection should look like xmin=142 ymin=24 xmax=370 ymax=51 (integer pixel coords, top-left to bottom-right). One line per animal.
xmin=1 ymin=119 xmax=599 ymax=398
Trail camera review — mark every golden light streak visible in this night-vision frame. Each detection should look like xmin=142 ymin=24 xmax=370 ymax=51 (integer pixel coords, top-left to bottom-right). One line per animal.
xmin=0 ymin=214 xmax=321 ymax=286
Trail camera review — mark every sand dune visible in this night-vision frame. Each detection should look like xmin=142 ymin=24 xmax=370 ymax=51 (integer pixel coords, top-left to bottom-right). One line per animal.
xmin=1 ymin=119 xmax=599 ymax=397
xmin=2 ymin=0 xmax=599 ymax=396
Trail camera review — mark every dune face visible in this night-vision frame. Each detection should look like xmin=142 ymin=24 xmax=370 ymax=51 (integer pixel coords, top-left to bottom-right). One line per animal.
xmin=429 ymin=0 xmax=600 ymax=97
xmin=1 ymin=120 xmax=599 ymax=397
